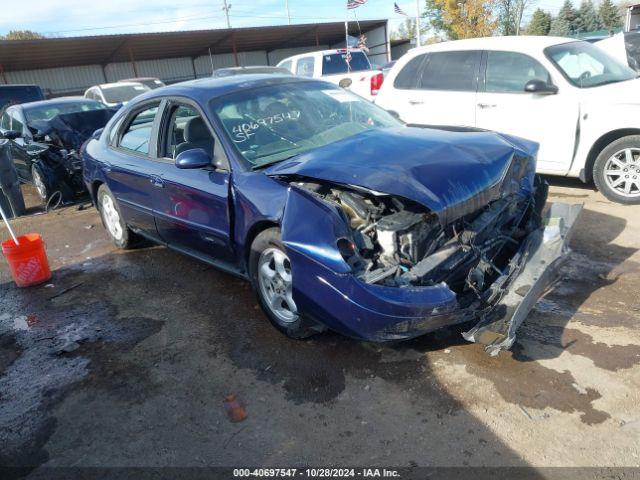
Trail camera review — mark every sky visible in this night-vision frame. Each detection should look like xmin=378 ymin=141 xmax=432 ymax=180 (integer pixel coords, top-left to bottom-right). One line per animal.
xmin=0 ymin=0 xmax=566 ymax=38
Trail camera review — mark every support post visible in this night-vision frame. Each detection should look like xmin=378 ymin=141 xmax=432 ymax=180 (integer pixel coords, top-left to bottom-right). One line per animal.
xmin=128 ymin=47 xmax=139 ymax=77
xmin=232 ymin=32 xmax=239 ymax=67
xmin=415 ymin=0 xmax=421 ymax=47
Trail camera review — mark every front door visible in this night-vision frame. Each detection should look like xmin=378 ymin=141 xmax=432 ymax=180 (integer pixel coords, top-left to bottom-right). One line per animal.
xmin=105 ymin=102 xmax=163 ymax=234
xmin=389 ymin=50 xmax=481 ymax=128
xmin=152 ymin=102 xmax=233 ymax=263
xmin=475 ymin=50 xmax=580 ymax=175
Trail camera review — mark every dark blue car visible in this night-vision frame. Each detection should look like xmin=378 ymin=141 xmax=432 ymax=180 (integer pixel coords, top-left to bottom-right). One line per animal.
xmin=82 ymin=75 xmax=581 ymax=354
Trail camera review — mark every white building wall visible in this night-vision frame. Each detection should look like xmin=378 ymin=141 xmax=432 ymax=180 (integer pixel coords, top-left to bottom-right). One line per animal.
xmin=3 ymin=65 xmax=105 ymax=95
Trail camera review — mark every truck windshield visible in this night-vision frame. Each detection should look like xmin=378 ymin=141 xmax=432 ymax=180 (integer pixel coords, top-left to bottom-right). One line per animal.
xmin=0 ymin=86 xmax=45 ymax=111
xmin=211 ymin=81 xmax=401 ymax=169
xmin=322 ymin=51 xmax=371 ymax=75
xmin=545 ymin=41 xmax=637 ymax=88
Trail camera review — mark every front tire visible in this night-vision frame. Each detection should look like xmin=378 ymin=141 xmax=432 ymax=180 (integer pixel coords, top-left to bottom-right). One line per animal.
xmin=249 ymin=228 xmax=319 ymax=339
xmin=593 ymin=136 xmax=640 ymax=204
xmin=31 ymin=164 xmax=50 ymax=203
xmin=97 ymin=184 xmax=135 ymax=249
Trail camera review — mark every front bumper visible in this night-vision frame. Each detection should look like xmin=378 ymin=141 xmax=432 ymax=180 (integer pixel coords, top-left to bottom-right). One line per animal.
xmin=290 ymin=202 xmax=582 ymax=353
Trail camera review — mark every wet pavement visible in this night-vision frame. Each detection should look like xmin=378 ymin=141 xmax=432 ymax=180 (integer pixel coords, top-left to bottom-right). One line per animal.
xmin=0 ymin=180 xmax=639 ymax=473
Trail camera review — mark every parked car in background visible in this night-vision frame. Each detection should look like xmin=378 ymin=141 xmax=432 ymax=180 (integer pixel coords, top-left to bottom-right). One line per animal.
xmin=277 ymin=49 xmax=384 ymax=101
xmin=212 ymin=66 xmax=292 ymax=77
xmin=84 ymin=82 xmax=151 ymax=107
xmin=0 ymin=97 xmax=116 ymax=204
xmin=376 ymin=36 xmax=640 ymax=204
xmin=0 ymin=84 xmax=45 ymax=114
xmin=119 ymin=77 xmax=166 ymax=89
xmin=82 ymin=75 xmax=580 ymax=354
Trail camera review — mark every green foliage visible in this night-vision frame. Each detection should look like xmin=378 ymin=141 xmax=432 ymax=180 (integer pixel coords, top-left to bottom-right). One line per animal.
xmin=549 ymin=16 xmax=571 ymax=35
xmin=598 ymin=0 xmax=622 ymax=30
xmin=575 ymin=0 xmax=601 ymax=33
xmin=423 ymin=0 xmax=458 ymax=39
xmin=557 ymin=0 xmax=579 ymax=33
xmin=0 ymin=30 xmax=44 ymax=40
xmin=527 ymin=8 xmax=552 ymax=35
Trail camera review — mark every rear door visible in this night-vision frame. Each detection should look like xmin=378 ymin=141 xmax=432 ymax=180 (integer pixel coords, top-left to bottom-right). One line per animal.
xmin=475 ymin=50 xmax=579 ymax=174
xmin=152 ymin=99 xmax=234 ymax=263
xmin=105 ymin=101 xmax=164 ymax=234
xmin=388 ymin=50 xmax=481 ymax=127
xmin=6 ymin=108 xmax=31 ymax=180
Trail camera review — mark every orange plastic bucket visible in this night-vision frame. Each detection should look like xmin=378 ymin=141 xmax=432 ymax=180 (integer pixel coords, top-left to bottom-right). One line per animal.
xmin=2 ymin=234 xmax=52 ymax=287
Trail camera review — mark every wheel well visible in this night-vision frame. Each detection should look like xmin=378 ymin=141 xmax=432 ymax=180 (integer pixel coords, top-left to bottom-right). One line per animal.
xmin=90 ymin=180 xmax=103 ymax=206
xmin=243 ymin=220 xmax=279 ymax=270
xmin=584 ymin=129 xmax=640 ymax=182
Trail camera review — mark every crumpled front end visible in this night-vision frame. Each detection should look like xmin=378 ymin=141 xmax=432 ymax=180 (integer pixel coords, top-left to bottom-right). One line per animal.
xmin=276 ymin=132 xmax=581 ymax=353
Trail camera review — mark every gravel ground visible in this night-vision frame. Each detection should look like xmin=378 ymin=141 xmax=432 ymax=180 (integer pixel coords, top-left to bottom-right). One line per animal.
xmin=0 ymin=179 xmax=639 ymax=476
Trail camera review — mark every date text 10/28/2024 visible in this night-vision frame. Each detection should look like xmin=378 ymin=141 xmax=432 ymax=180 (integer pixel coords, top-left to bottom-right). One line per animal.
xmin=233 ymin=469 xmax=400 ymax=478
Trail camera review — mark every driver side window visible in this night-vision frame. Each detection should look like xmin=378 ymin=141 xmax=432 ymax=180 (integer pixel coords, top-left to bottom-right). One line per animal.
xmin=163 ymin=104 xmax=216 ymax=161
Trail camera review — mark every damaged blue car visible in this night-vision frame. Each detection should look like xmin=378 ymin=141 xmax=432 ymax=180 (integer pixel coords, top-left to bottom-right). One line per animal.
xmin=82 ymin=75 xmax=581 ymax=354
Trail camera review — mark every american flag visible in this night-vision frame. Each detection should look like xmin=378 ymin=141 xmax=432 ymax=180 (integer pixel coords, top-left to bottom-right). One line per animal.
xmin=394 ymin=2 xmax=408 ymax=15
xmin=347 ymin=0 xmax=367 ymax=9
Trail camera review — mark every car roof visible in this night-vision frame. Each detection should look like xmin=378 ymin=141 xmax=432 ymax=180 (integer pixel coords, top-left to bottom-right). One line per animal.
xmin=411 ymin=36 xmax=580 ymax=55
xmin=137 ymin=74 xmax=320 ymax=103
xmin=13 ymin=96 xmax=100 ymax=110
xmin=97 ymin=82 xmax=146 ymax=90
xmin=119 ymin=77 xmax=160 ymax=81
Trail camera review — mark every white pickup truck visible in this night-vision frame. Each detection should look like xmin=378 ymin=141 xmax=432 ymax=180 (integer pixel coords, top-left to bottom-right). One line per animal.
xmin=277 ymin=49 xmax=384 ymax=101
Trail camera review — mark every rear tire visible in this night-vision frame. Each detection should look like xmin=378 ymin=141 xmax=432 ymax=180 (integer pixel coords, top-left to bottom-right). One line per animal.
xmin=249 ymin=227 xmax=319 ymax=339
xmin=97 ymin=184 xmax=135 ymax=249
xmin=593 ymin=136 xmax=640 ymax=205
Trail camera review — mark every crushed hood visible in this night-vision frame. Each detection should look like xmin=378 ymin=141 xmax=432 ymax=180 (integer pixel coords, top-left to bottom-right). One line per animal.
xmin=266 ymin=127 xmax=538 ymax=224
xmin=28 ymin=108 xmax=118 ymax=151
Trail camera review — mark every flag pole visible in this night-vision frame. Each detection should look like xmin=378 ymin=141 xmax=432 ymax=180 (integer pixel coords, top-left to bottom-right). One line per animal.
xmin=415 ymin=0 xmax=421 ymax=47
xmin=345 ymin=1 xmax=351 ymax=72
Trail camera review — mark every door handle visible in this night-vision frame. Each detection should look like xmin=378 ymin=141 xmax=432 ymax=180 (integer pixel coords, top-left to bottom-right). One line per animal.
xmin=477 ymin=103 xmax=497 ymax=109
xmin=408 ymin=100 xmax=424 ymax=105
xmin=150 ymin=176 xmax=164 ymax=188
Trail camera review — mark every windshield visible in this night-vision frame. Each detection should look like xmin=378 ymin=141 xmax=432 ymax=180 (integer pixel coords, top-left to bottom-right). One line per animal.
xmin=211 ymin=82 xmax=402 ymax=169
xmin=0 ymin=86 xmax=45 ymax=110
xmin=24 ymin=100 xmax=105 ymax=122
xmin=322 ymin=51 xmax=371 ymax=75
xmin=102 ymin=84 xmax=150 ymax=103
xmin=545 ymin=41 xmax=637 ymax=88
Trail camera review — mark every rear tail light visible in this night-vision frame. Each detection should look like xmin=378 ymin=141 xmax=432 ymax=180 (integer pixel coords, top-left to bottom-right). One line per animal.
xmin=370 ymin=73 xmax=384 ymax=96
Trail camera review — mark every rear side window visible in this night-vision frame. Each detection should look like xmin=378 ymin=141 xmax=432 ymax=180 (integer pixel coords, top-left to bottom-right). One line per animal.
xmin=485 ymin=51 xmax=551 ymax=93
xmin=296 ymin=57 xmax=315 ymax=77
xmin=418 ymin=51 xmax=481 ymax=92
xmin=322 ymin=51 xmax=371 ymax=75
xmin=0 ymin=112 xmax=10 ymax=130
xmin=118 ymin=105 xmax=159 ymax=155
xmin=280 ymin=60 xmax=293 ymax=73
xmin=8 ymin=110 xmax=24 ymax=133
xmin=393 ymin=54 xmax=427 ymax=89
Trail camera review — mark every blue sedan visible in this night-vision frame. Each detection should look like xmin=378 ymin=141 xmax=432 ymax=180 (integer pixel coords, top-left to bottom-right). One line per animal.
xmin=82 ymin=75 xmax=581 ymax=354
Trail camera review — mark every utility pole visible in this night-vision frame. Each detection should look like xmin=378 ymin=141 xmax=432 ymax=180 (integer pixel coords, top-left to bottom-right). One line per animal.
xmin=415 ymin=0 xmax=421 ymax=46
xmin=285 ymin=0 xmax=291 ymax=25
xmin=222 ymin=0 xmax=232 ymax=28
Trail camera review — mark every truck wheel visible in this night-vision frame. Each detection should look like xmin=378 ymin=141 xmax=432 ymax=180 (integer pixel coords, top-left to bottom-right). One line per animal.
xmin=97 ymin=184 xmax=135 ymax=249
xmin=593 ymin=136 xmax=640 ymax=204
xmin=249 ymin=227 xmax=320 ymax=339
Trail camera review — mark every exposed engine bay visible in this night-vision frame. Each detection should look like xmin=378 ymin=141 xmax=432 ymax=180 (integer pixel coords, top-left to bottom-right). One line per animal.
xmin=294 ymin=180 xmax=546 ymax=305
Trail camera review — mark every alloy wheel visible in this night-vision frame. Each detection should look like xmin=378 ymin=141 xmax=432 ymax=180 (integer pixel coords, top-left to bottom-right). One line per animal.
xmin=101 ymin=194 xmax=123 ymax=240
xmin=257 ymin=247 xmax=298 ymax=325
xmin=603 ymin=148 xmax=640 ymax=198
xmin=32 ymin=168 xmax=47 ymax=200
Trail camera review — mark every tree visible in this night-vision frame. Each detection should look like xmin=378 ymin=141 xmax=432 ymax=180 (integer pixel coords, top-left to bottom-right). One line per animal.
xmin=557 ymin=0 xmax=578 ymax=33
xmin=497 ymin=0 xmax=518 ymax=35
xmin=575 ymin=0 xmax=601 ymax=33
xmin=424 ymin=0 xmax=459 ymax=38
xmin=0 ymin=30 xmax=44 ymax=40
xmin=549 ymin=16 xmax=571 ymax=35
xmin=527 ymin=8 xmax=552 ymax=34
xmin=599 ymin=0 xmax=622 ymax=30
xmin=392 ymin=18 xmax=428 ymax=41
xmin=425 ymin=0 xmax=499 ymax=39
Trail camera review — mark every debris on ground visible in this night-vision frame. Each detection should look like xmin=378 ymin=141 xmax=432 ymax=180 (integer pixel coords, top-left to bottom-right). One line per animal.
xmin=223 ymin=394 xmax=248 ymax=423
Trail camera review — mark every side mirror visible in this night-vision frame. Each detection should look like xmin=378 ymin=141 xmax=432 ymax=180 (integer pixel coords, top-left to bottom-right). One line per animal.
xmin=524 ymin=79 xmax=558 ymax=95
xmin=1 ymin=130 xmax=22 ymax=140
xmin=175 ymin=148 xmax=212 ymax=169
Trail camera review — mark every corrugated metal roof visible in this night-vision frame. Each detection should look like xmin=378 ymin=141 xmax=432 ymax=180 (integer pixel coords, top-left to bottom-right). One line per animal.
xmin=0 ymin=20 xmax=387 ymax=72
